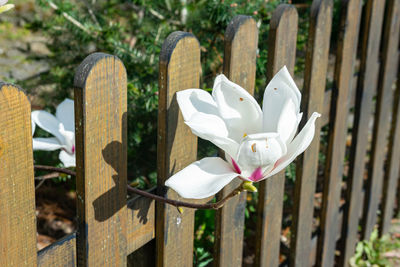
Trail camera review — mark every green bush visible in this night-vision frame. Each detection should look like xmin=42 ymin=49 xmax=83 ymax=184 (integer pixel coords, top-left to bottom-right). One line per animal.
xmin=350 ymin=228 xmax=400 ymax=267
xmin=26 ymin=0 xmax=288 ymax=183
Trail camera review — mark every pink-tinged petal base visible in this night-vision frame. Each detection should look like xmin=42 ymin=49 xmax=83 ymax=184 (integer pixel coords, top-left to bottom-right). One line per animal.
xmin=248 ymin=167 xmax=263 ymax=182
xmin=231 ymin=158 xmax=241 ymax=174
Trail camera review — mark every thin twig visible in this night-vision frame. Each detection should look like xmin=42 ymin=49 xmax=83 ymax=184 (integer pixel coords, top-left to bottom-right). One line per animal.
xmin=34 ymin=165 xmax=244 ymax=210
xmin=35 ymin=179 xmax=46 ymax=190
xmin=149 ymin=8 xmax=165 ymax=20
xmin=127 ymin=184 xmax=243 ymax=210
xmin=47 ymin=0 xmax=92 ymax=34
xmin=35 ymin=172 xmax=62 ymax=180
xmin=82 ymin=0 xmax=100 ymax=26
xmin=34 ymin=165 xmax=76 ymax=176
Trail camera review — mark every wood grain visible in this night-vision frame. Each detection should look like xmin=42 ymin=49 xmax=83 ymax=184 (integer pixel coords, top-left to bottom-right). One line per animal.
xmin=74 ymin=53 xmax=128 ymax=266
xmin=126 ymin=191 xmax=155 ymax=254
xmin=37 ymin=193 xmax=155 ymax=266
xmin=290 ymin=1 xmax=332 ymax=266
xmin=339 ymin=1 xmax=386 ymax=265
xmin=254 ymin=5 xmax=298 ymax=267
xmin=380 ymin=66 xmax=400 ymax=235
xmin=157 ymin=31 xmax=200 ymax=267
xmin=0 ymin=83 xmax=37 ymax=267
xmin=37 ymin=234 xmax=76 ymax=267
xmin=362 ymin=0 xmax=400 ymax=240
xmin=213 ymin=15 xmax=258 ymax=267
xmin=317 ymin=0 xmax=363 ymax=266
xmin=322 ymin=79 xmax=358 ymax=126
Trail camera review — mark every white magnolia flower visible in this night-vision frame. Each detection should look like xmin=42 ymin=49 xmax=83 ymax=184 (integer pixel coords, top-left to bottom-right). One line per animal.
xmin=165 ymin=66 xmax=320 ymax=199
xmin=31 ymin=99 xmax=76 ymax=167
xmin=0 ymin=0 xmax=14 ymax=14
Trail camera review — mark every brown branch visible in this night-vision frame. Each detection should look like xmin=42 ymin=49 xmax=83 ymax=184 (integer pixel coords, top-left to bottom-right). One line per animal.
xmin=34 ymin=165 xmax=76 ymax=176
xmin=127 ymin=184 xmax=244 ymax=210
xmin=34 ymin=165 xmax=245 ymax=210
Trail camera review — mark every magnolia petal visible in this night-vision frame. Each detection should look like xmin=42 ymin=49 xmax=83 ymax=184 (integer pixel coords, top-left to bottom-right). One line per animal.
xmin=165 ymin=157 xmax=238 ymax=199
xmin=248 ymin=167 xmax=263 ymax=182
xmin=268 ymin=66 xmax=301 ymax=108
xmin=266 ymin=112 xmax=321 ymax=178
xmin=31 ymin=119 xmax=36 ymax=136
xmin=212 ymin=74 xmax=263 ymax=141
xmin=285 ymin=112 xmax=303 ymax=146
xmin=31 ymin=110 xmax=66 ymax=144
xmin=33 ymin=137 xmax=63 ymax=151
xmin=56 ymin=99 xmax=75 ymax=132
xmin=58 ymin=124 xmax=75 ymax=154
xmin=276 ymin=98 xmax=299 ymax=145
xmin=0 ymin=4 xmax=14 ymax=13
xmin=236 ymin=132 xmax=287 ymax=179
xmin=0 ymin=0 xmax=8 ymax=5
xmin=185 ymin=112 xmax=239 ymax=158
xmin=297 ymin=113 xmax=303 ymax=124
xmin=177 ymin=89 xmax=219 ymax=121
xmin=262 ymin=66 xmax=301 ymax=134
xmin=59 ymin=150 xmax=76 ymax=168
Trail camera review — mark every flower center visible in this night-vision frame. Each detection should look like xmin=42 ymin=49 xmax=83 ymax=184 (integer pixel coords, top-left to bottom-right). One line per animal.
xmin=236 ymin=133 xmax=286 ymax=180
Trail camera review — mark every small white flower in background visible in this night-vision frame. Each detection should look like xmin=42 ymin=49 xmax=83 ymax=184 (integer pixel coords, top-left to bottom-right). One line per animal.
xmin=165 ymin=66 xmax=321 ymax=199
xmin=0 ymin=0 xmax=14 ymax=14
xmin=31 ymin=99 xmax=76 ymax=167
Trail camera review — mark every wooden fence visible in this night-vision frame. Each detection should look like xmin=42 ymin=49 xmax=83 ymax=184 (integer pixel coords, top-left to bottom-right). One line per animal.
xmin=1 ymin=0 xmax=400 ymax=266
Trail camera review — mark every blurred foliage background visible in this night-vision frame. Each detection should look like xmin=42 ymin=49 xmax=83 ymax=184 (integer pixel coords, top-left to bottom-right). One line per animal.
xmin=27 ymin=0 xmax=287 ymax=182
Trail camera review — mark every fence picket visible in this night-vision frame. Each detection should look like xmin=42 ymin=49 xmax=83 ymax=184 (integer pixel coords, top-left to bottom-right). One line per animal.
xmin=254 ymin=5 xmax=298 ymax=267
xmin=212 ymin=15 xmax=258 ymax=267
xmin=74 ymin=53 xmax=128 ymax=266
xmin=0 ymin=83 xmax=37 ymax=267
xmin=156 ymin=31 xmax=200 ymax=267
xmin=37 ymin=234 xmax=76 ymax=267
xmin=380 ymin=67 xmax=400 ymax=235
xmin=317 ymin=0 xmax=363 ymax=266
xmin=290 ymin=1 xmax=332 ymax=266
xmin=36 ymin=194 xmax=155 ymax=266
xmin=362 ymin=0 xmax=400 ymax=239
xmin=339 ymin=1 xmax=386 ymax=265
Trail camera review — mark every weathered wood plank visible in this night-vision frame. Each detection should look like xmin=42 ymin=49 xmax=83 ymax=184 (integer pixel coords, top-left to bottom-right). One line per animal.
xmin=213 ymin=15 xmax=258 ymax=267
xmin=290 ymin=1 xmax=332 ymax=266
xmin=254 ymin=5 xmax=298 ymax=267
xmin=380 ymin=67 xmax=400 ymax=235
xmin=74 ymin=53 xmax=128 ymax=266
xmin=322 ymin=89 xmax=332 ymax=126
xmin=126 ymin=191 xmax=155 ymax=254
xmin=0 ymin=83 xmax=37 ymax=267
xmin=37 ymin=192 xmax=155 ymax=266
xmin=37 ymin=234 xmax=76 ymax=267
xmin=309 ymin=188 xmax=365 ymax=266
xmin=361 ymin=0 xmax=400 ymax=239
xmin=340 ymin=1 xmax=386 ymax=265
xmin=157 ymin=31 xmax=200 ymax=267
xmin=322 ymin=73 xmax=358 ymax=127
xmin=317 ymin=0 xmax=363 ymax=266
